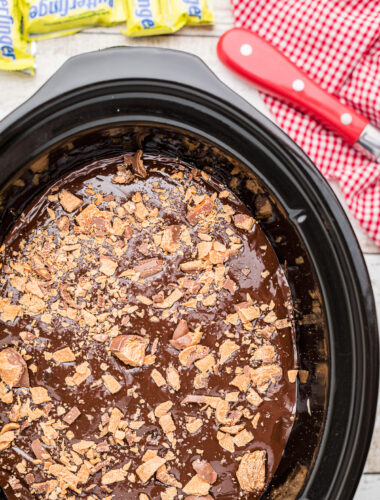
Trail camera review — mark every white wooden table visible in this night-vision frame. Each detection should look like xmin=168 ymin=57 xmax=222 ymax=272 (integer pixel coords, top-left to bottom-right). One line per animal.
xmin=0 ymin=0 xmax=378 ymax=497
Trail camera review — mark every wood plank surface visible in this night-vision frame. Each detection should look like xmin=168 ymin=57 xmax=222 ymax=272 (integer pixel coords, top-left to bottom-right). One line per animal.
xmin=355 ymin=475 xmax=380 ymax=500
xmin=0 ymin=0 xmax=378 ymax=496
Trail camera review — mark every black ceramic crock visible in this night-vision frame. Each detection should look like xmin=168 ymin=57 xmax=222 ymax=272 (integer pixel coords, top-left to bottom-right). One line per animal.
xmin=0 ymin=47 xmax=378 ymax=500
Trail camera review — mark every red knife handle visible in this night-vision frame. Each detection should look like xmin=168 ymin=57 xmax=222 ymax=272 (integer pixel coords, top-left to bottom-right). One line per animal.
xmin=217 ymin=28 xmax=369 ymax=145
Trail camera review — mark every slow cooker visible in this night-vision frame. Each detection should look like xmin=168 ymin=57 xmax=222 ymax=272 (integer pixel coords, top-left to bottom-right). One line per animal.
xmin=0 ymin=47 xmax=378 ymax=500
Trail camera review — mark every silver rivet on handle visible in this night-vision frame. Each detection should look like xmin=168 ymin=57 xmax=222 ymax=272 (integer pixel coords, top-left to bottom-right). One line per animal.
xmin=340 ymin=113 xmax=353 ymax=125
xmin=292 ymin=79 xmax=305 ymax=91
xmin=240 ymin=44 xmax=253 ymax=56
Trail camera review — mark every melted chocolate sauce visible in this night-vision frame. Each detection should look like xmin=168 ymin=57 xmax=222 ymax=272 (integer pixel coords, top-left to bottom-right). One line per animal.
xmin=0 ymin=155 xmax=296 ymax=499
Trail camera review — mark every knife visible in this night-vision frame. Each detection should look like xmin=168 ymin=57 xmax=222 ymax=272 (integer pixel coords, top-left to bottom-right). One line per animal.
xmin=217 ymin=27 xmax=380 ymax=162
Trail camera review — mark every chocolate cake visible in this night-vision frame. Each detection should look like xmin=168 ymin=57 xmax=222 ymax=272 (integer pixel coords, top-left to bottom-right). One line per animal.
xmin=0 ymin=152 xmax=297 ymax=499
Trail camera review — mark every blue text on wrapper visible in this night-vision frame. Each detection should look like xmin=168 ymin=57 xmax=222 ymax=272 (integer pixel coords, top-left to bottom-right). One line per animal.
xmin=0 ymin=0 xmax=15 ymax=60
xmin=134 ymin=0 xmax=155 ymax=29
xmin=182 ymin=0 xmax=202 ymax=19
xmin=29 ymin=0 xmax=114 ymax=20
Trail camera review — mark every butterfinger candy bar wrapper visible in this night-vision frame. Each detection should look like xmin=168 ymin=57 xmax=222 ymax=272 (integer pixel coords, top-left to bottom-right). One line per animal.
xmin=21 ymin=0 xmax=126 ymax=40
xmin=172 ymin=0 xmax=214 ymax=26
xmin=0 ymin=0 xmax=35 ymax=73
xmin=124 ymin=0 xmax=174 ymax=37
xmin=123 ymin=0 xmax=214 ymax=37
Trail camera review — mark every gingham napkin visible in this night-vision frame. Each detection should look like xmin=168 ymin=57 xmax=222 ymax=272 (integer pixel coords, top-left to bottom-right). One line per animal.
xmin=231 ymin=0 xmax=380 ymax=247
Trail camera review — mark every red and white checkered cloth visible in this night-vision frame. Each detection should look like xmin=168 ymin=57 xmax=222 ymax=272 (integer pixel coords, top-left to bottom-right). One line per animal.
xmin=231 ymin=0 xmax=380 ymax=247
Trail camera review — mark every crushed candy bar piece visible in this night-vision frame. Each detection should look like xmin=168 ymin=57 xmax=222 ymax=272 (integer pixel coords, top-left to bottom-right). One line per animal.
xmin=161 ymin=225 xmax=181 ymax=253
xmin=108 ymin=407 xmax=123 ymax=435
xmin=179 ymin=345 xmax=210 ymax=367
xmin=166 ymin=364 xmax=180 ymax=391
xmin=0 ymin=299 xmax=22 ymax=322
xmin=153 ymin=289 xmax=183 ymax=309
xmin=252 ymin=345 xmax=275 ymax=362
xmin=161 ymin=486 xmax=178 ymax=500
xmin=172 ymin=319 xmax=189 ymax=340
xmin=102 ymin=468 xmax=127 ymax=485
xmin=72 ymin=440 xmax=95 ymax=455
xmin=0 ymin=348 xmax=29 ymax=388
xmin=236 ymin=450 xmax=266 ymax=492
xmin=76 ymin=203 xmax=102 ymax=226
xmin=155 ymin=401 xmax=173 ymax=418
xmin=48 ymin=463 xmax=79 ymax=490
xmin=31 ymin=439 xmax=51 ymax=461
xmin=63 ymin=406 xmax=81 ymax=425
xmin=230 ymin=372 xmax=251 ymax=392
xmin=135 ymin=201 xmax=149 ymax=221
xmin=99 ymin=256 xmax=118 ymax=276
xmin=183 ymin=474 xmax=212 ymax=495
xmin=30 ymin=386 xmax=51 ymax=404
xmin=251 ymin=364 xmax=282 ymax=393
xmin=8 ymin=476 xmax=22 ymax=491
xmin=219 ymin=424 xmax=244 ymax=434
xmin=19 ymin=293 xmax=46 ymax=315
xmin=194 ymin=354 xmax=215 ymax=373
xmin=112 ymin=167 xmax=134 ymax=184
xmin=102 ymin=374 xmax=122 ymax=394
xmin=53 ymin=347 xmax=75 ymax=363
xmin=179 ymin=278 xmax=201 ymax=294
xmin=170 ymin=328 xmax=202 ymax=351
xmin=180 ymin=260 xmax=206 ymax=273
xmin=110 ymin=335 xmax=148 ymax=367
xmin=197 ymin=241 xmax=212 ymax=259
xmin=56 ymin=215 xmax=69 ymax=231
xmin=246 ymin=389 xmax=263 ymax=407
xmin=59 ymin=189 xmax=83 ymax=212
xmin=186 ymin=417 xmax=203 ymax=434
xmin=136 ymin=456 xmax=166 ymax=483
xmin=134 ymin=258 xmax=163 ymax=278
xmin=275 ymin=318 xmax=290 ymax=329
xmin=65 ymin=361 xmax=91 ymax=387
xmin=233 ymin=214 xmax=255 ymax=231
xmin=151 ymin=369 xmax=166 ymax=387
xmin=219 ymin=340 xmax=239 ymax=364
xmin=156 ymin=464 xmax=182 ymax=488
xmin=192 ymin=460 xmax=217 ymax=484
xmin=234 ymin=302 xmax=261 ymax=322
xmin=31 ymin=481 xmax=57 ymax=495
xmin=299 ymin=370 xmax=309 ymax=383
xmin=215 ymin=400 xmax=242 ymax=426
xmin=252 ymin=413 xmax=261 ymax=429
xmin=124 ymin=150 xmax=146 ymax=178
xmin=194 ymin=372 xmax=209 ymax=389
xmin=234 ymin=429 xmax=254 ymax=447
xmin=159 ymin=413 xmax=176 ymax=434
xmin=223 ymin=278 xmax=237 ymax=295
xmin=187 ymin=196 xmax=214 ymax=225
xmin=0 ymin=430 xmax=17 ymax=451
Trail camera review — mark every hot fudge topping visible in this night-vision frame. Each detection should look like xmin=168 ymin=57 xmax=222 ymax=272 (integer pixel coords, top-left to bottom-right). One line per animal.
xmin=0 ymin=153 xmax=297 ymax=499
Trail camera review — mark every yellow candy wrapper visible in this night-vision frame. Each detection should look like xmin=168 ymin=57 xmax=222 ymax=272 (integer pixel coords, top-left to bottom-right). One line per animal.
xmin=122 ymin=0 xmax=186 ymax=36
xmin=21 ymin=0 xmax=126 ymax=40
xmin=173 ymin=0 xmax=214 ymax=26
xmin=123 ymin=0 xmax=213 ymax=37
xmin=123 ymin=0 xmax=174 ymax=37
xmin=0 ymin=0 xmax=35 ymax=73
xmin=167 ymin=0 xmax=187 ymax=30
